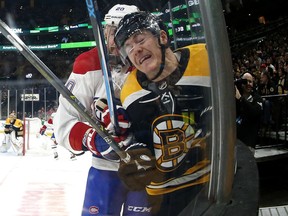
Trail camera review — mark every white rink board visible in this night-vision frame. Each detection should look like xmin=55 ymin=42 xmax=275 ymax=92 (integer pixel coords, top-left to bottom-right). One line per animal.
xmin=0 ymin=132 xmax=92 ymax=216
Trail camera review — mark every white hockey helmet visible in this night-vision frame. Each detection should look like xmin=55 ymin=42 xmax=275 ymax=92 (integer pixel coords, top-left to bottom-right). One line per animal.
xmin=104 ymin=4 xmax=140 ymax=27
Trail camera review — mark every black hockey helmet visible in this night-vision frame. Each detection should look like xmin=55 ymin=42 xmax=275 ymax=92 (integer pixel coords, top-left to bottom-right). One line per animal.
xmin=115 ymin=11 xmax=167 ymax=49
xmin=114 ymin=11 xmax=169 ymax=80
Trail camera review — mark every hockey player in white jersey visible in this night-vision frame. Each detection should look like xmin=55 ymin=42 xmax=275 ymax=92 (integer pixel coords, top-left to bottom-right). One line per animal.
xmin=54 ymin=4 xmax=152 ymax=216
xmin=39 ymin=112 xmax=76 ymax=160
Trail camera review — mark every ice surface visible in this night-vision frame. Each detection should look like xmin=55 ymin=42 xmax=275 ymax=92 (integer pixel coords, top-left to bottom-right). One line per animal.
xmin=0 ymin=133 xmax=91 ymax=216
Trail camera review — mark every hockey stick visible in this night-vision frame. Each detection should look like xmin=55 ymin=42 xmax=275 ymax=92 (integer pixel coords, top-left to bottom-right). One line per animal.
xmin=85 ymin=0 xmax=120 ymax=134
xmin=0 ymin=19 xmax=130 ymax=162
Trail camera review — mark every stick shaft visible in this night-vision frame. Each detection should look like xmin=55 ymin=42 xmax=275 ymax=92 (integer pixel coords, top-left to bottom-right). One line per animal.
xmin=85 ymin=0 xmax=120 ymax=132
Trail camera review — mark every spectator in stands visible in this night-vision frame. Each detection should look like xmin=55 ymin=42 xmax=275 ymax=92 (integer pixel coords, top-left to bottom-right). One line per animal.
xmin=277 ymin=67 xmax=288 ymax=94
xmin=270 ymin=66 xmax=279 ymax=85
xmin=258 ymin=71 xmax=277 ymax=96
xmin=235 ymin=72 xmax=263 ymax=154
xmin=258 ymin=71 xmax=278 ymax=128
xmin=259 ymin=64 xmax=267 ymax=73
xmin=266 ymin=57 xmax=276 ymax=74
xmin=37 ymin=107 xmax=45 ymax=119
xmin=284 ymin=53 xmax=288 ymax=72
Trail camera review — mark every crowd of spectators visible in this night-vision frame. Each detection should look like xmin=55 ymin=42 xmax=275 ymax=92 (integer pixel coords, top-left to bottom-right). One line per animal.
xmin=231 ymin=23 xmax=288 ymax=94
xmin=231 ymin=19 xmax=288 ymax=136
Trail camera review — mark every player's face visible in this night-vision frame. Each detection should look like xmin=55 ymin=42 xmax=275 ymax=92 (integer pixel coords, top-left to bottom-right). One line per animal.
xmin=124 ymin=30 xmax=167 ymax=79
xmin=104 ymin=25 xmax=118 ymax=56
xmin=242 ymin=74 xmax=253 ymax=93
xmin=260 ymin=73 xmax=268 ymax=84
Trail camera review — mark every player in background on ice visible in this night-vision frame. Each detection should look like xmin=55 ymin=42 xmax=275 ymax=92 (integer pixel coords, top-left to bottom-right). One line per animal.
xmin=39 ymin=112 xmax=76 ymax=160
xmin=54 ymin=4 xmax=152 ymax=216
xmin=114 ymin=11 xmax=211 ymax=215
xmin=0 ymin=112 xmax=24 ymax=155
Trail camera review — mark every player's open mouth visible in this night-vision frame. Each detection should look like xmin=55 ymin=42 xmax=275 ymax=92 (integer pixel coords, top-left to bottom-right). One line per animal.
xmin=139 ymin=55 xmax=151 ymax=64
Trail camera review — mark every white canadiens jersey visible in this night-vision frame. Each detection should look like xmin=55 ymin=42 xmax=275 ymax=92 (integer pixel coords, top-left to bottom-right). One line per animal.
xmin=44 ymin=118 xmax=54 ymax=137
xmin=54 ymin=48 xmax=128 ymax=171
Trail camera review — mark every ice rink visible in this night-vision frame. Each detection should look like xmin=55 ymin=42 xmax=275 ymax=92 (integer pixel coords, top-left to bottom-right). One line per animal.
xmin=0 ymin=133 xmax=92 ymax=216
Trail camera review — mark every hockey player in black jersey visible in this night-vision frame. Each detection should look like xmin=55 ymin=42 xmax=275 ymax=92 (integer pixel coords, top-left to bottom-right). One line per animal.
xmin=114 ymin=11 xmax=212 ymax=216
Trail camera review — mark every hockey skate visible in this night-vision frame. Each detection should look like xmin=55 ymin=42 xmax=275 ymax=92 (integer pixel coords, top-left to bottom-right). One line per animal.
xmin=1 ymin=134 xmax=11 ymax=153
xmin=70 ymin=154 xmax=77 ymax=161
xmin=0 ymin=143 xmax=8 ymax=153
xmin=17 ymin=150 xmax=23 ymax=156
xmin=54 ymin=152 xmax=59 ymax=160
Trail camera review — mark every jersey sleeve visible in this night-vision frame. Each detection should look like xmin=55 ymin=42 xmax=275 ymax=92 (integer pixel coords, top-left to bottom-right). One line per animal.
xmin=4 ymin=118 xmax=11 ymax=127
xmin=44 ymin=118 xmax=54 ymax=130
xmin=4 ymin=118 xmax=12 ymax=133
xmin=12 ymin=119 xmax=23 ymax=131
xmin=53 ymin=48 xmax=105 ymax=153
xmin=54 ymin=48 xmax=106 ymax=154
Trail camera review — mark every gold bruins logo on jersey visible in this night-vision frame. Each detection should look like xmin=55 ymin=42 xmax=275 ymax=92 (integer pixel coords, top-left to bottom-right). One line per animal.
xmin=152 ymin=114 xmax=196 ymax=172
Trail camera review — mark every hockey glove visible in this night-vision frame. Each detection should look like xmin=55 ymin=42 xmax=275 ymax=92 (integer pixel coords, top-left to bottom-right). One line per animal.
xmin=118 ymin=143 xmax=157 ymax=191
xmin=4 ymin=127 xmax=13 ymax=134
xmin=92 ymin=97 xmax=131 ymax=135
xmin=39 ymin=125 xmax=47 ymax=135
xmin=82 ymin=127 xmax=133 ymax=162
xmin=86 ymin=97 xmax=133 ymax=161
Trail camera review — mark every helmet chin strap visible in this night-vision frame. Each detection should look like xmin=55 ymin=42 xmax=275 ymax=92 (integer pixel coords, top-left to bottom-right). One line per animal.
xmin=150 ymin=39 xmax=168 ymax=81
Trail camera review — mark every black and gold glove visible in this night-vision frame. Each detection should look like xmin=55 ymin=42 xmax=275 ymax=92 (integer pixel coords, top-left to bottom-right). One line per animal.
xmin=118 ymin=143 xmax=156 ymax=191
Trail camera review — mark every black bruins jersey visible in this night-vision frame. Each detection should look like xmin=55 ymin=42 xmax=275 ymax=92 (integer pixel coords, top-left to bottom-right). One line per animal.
xmin=5 ymin=118 xmax=23 ymax=137
xmin=121 ymin=44 xmax=211 ymax=196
